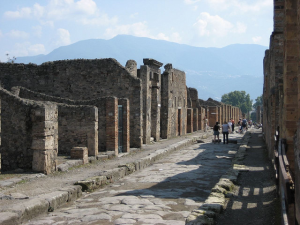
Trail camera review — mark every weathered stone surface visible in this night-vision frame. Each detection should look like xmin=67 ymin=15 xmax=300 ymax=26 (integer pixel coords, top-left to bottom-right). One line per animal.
xmin=0 ymin=212 xmax=19 ymax=225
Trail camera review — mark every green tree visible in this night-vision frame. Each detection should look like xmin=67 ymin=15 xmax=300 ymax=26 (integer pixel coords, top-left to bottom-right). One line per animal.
xmin=221 ymin=91 xmax=252 ymax=114
xmin=253 ymin=95 xmax=263 ymax=109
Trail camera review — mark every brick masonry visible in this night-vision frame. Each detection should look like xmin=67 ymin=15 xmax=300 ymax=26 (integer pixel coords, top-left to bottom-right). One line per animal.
xmin=263 ymin=0 xmax=300 ymax=223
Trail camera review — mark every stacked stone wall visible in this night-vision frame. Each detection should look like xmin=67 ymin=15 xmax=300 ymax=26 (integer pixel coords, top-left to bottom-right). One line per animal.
xmin=161 ymin=66 xmax=187 ymax=138
xmin=14 ymin=86 xmax=128 ymax=154
xmin=0 ymin=88 xmax=57 ymax=173
xmin=58 ymin=105 xmax=98 ymax=156
xmin=0 ymin=59 xmax=142 ymax=148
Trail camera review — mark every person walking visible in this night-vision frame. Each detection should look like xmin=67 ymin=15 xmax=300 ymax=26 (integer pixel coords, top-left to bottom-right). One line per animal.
xmin=231 ymin=118 xmax=235 ymax=133
xmin=222 ymin=122 xmax=230 ymax=144
xmin=203 ymin=116 xmax=208 ymax=132
xmin=228 ymin=120 xmax=232 ymax=134
xmin=213 ymin=122 xmax=220 ymax=143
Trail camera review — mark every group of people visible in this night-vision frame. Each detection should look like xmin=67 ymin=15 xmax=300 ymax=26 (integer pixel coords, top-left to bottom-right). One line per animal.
xmin=212 ymin=118 xmax=235 ymax=144
xmin=237 ymin=118 xmax=249 ymax=133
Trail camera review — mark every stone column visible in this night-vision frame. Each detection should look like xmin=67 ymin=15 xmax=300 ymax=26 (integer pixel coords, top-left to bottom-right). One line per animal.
xmin=119 ymin=98 xmax=130 ymax=153
xmin=31 ymin=103 xmax=58 ymax=174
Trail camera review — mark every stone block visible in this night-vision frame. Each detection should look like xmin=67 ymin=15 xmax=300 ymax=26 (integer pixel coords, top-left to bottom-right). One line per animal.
xmin=39 ymin=191 xmax=69 ymax=211
xmin=70 ymin=147 xmax=88 ymax=164
xmin=8 ymin=198 xmax=49 ymax=223
xmin=0 ymin=212 xmax=19 ymax=225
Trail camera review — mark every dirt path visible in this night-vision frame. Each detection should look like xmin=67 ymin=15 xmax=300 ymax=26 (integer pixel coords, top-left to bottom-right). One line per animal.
xmin=215 ymin=130 xmax=281 ymax=225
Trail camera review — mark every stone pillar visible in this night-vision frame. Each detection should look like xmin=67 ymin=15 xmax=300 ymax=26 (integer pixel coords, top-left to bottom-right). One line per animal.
xmin=31 ymin=103 xmax=58 ymax=175
xmin=257 ymin=106 xmax=261 ymax=124
xmin=119 ymin=98 xmax=130 ymax=153
xmin=106 ymin=97 xmax=118 ymax=155
xmin=151 ymin=87 xmax=161 ymax=141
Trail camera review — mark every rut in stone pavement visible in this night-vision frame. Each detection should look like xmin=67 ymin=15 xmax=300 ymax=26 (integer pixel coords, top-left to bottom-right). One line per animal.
xmin=215 ymin=130 xmax=281 ymax=225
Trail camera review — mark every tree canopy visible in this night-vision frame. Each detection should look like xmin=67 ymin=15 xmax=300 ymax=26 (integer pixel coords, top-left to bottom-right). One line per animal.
xmin=221 ymin=91 xmax=252 ymax=114
xmin=253 ymin=95 xmax=263 ymax=109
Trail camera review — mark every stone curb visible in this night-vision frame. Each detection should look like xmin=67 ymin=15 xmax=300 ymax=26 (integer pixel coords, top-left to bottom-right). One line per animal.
xmin=0 ymin=185 xmax=82 ymax=225
xmin=185 ymin=131 xmax=251 ymax=225
xmin=0 ymin=136 xmax=198 ymax=225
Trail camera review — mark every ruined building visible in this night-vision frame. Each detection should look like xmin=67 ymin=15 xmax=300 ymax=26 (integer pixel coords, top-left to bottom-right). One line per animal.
xmin=263 ymin=0 xmax=300 ymax=223
xmin=0 ymin=57 xmax=240 ymax=176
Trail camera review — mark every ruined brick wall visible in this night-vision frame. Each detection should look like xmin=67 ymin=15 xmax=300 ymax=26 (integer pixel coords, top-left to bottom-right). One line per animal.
xmin=0 ymin=59 xmax=142 ymax=148
xmin=282 ymin=0 xmax=298 ymax=179
xmin=58 ymin=105 xmax=98 ymax=156
xmin=209 ymin=106 xmax=218 ymax=127
xmin=139 ymin=59 xmax=162 ymax=142
xmin=14 ymin=87 xmax=129 ymax=154
xmin=161 ymin=64 xmax=187 ymax=138
xmin=0 ymin=88 xmax=57 ymax=173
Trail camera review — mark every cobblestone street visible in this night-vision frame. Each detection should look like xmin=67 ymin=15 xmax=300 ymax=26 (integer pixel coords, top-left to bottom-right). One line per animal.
xmin=25 ymin=132 xmax=243 ymax=225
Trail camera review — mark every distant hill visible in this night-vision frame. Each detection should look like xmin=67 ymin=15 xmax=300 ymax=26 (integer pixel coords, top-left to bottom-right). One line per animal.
xmin=15 ymin=35 xmax=267 ymax=101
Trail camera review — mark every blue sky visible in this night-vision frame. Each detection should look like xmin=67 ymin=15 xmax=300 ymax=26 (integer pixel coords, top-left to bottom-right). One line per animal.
xmin=0 ymin=0 xmax=273 ymax=62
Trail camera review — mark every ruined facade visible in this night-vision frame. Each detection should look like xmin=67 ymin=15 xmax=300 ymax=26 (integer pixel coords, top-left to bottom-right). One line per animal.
xmin=0 ymin=56 xmax=242 ymax=176
xmin=263 ymin=0 xmax=300 ymax=223
xmin=161 ymin=64 xmax=187 ymax=138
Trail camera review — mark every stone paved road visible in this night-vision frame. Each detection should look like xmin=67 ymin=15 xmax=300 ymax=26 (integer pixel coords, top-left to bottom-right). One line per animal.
xmin=25 ymin=133 xmax=243 ymax=225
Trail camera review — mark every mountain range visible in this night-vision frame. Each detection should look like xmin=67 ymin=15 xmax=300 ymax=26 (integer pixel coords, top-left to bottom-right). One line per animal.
xmin=15 ymin=35 xmax=267 ymax=101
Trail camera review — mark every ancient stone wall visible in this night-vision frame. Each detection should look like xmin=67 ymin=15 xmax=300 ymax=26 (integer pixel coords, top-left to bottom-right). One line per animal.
xmin=0 ymin=88 xmax=57 ymax=174
xmin=0 ymin=59 xmax=142 ymax=148
xmin=14 ymin=86 xmax=128 ymax=154
xmin=208 ymin=106 xmax=218 ymax=127
xmin=58 ymin=104 xmax=98 ymax=156
xmin=161 ymin=64 xmax=187 ymax=138
xmin=139 ymin=59 xmax=162 ymax=143
xmin=263 ymin=0 xmax=300 ymax=223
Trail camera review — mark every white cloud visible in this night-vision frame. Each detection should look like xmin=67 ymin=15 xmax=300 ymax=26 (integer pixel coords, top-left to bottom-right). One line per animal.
xmin=52 ymin=28 xmax=71 ymax=47
xmin=4 ymin=7 xmax=31 ymax=19
xmin=7 ymin=30 xmax=30 ymax=39
xmin=184 ymin=0 xmax=201 ymax=4
xmin=40 ymin=20 xmax=55 ymax=28
xmin=193 ymin=13 xmax=233 ymax=37
xmin=207 ymin=0 xmax=272 ymax=13
xmin=234 ymin=22 xmax=247 ymax=33
xmin=252 ymin=36 xmax=262 ymax=43
xmin=193 ymin=13 xmax=246 ymax=37
xmin=105 ymin=22 xmax=151 ymax=39
xmin=8 ymin=42 xmax=46 ymax=58
xmin=28 ymin=44 xmax=46 ymax=55
xmin=33 ymin=3 xmax=45 ymax=18
xmin=130 ymin=13 xmax=139 ymax=19
xmin=170 ymin=32 xmax=182 ymax=42
xmin=80 ymin=15 xmax=118 ymax=26
xmin=32 ymin=26 xmax=43 ymax=38
xmin=3 ymin=0 xmax=116 ymax=28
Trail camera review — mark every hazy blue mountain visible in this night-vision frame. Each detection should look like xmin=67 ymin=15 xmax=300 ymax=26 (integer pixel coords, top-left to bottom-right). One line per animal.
xmin=15 ymin=35 xmax=266 ymax=101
